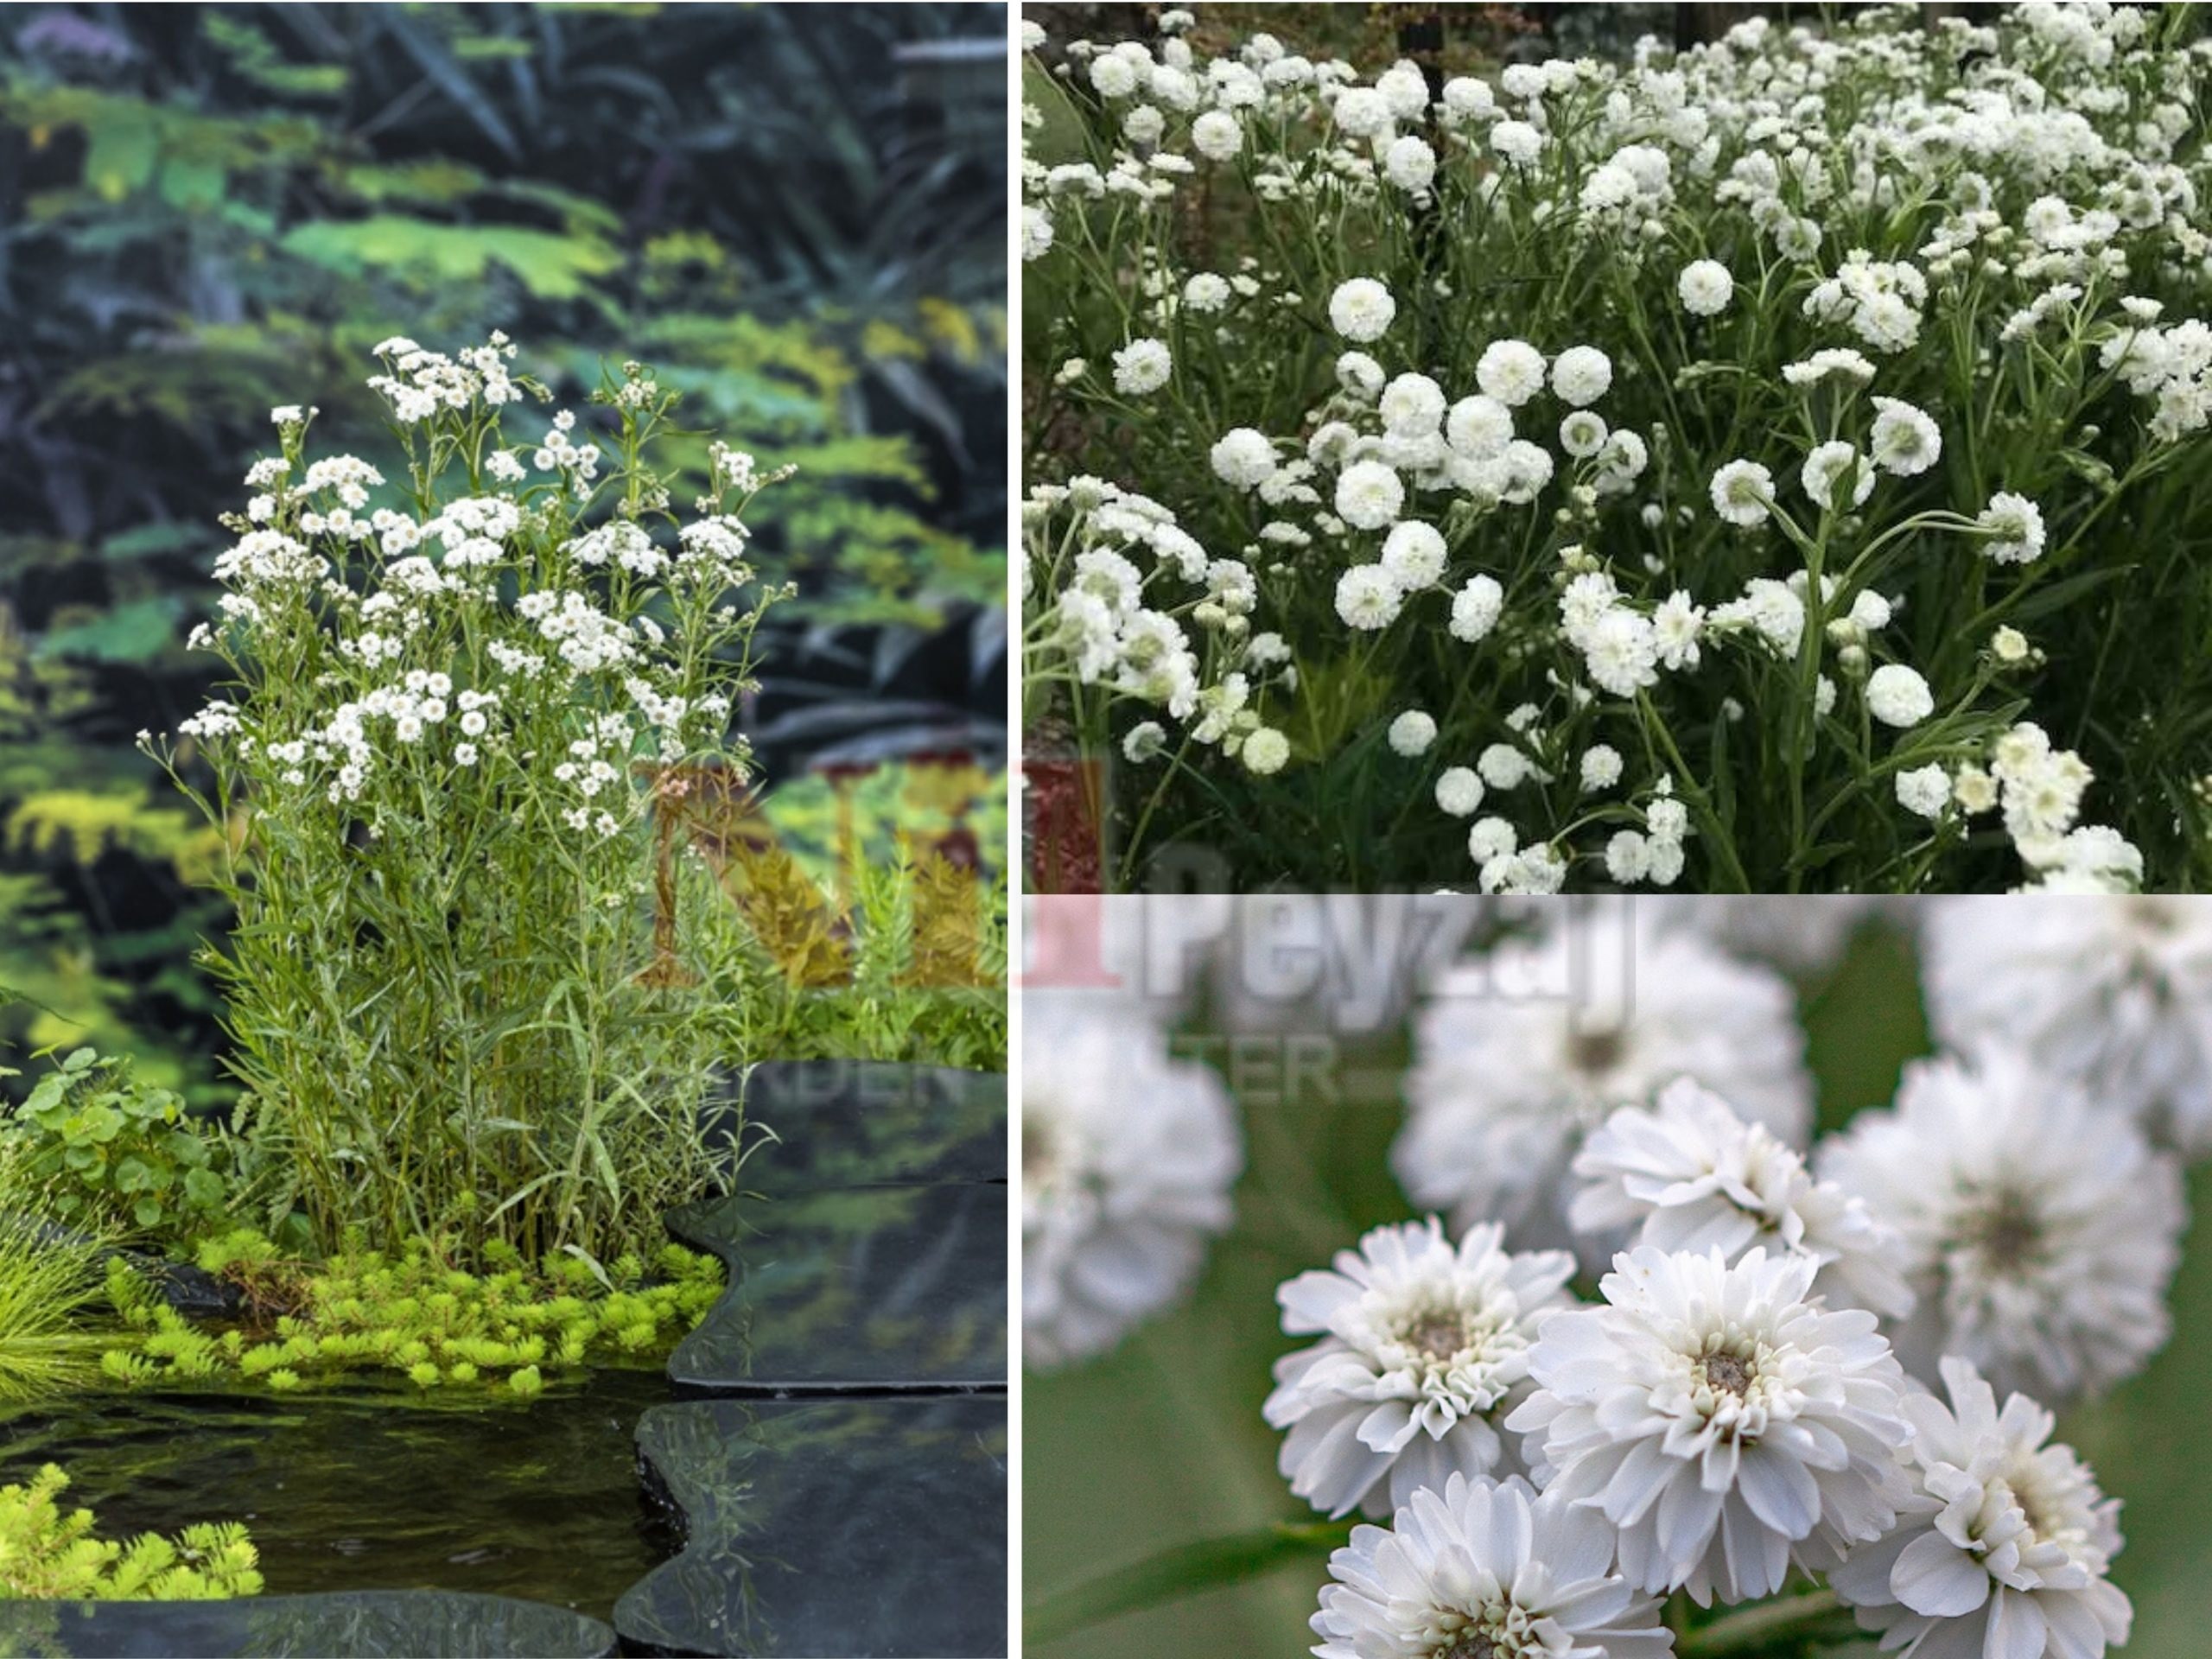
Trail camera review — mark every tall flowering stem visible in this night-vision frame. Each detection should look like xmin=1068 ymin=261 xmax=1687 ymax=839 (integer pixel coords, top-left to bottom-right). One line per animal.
xmin=147 ymin=336 xmax=788 ymax=1264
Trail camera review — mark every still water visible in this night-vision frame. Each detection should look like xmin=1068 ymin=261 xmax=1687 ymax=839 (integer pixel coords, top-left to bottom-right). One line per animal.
xmin=0 ymin=1365 xmax=677 ymax=1621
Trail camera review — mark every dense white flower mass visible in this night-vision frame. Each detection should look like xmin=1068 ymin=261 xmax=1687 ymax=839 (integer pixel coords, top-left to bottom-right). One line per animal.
xmin=1024 ymin=3 xmax=2206 ymax=893
xmin=1571 ymin=1078 xmax=1915 ymax=1318
xmin=1923 ymin=896 xmax=2212 ymax=1154
xmin=1650 ymin=896 xmax=1903 ymax=975
xmin=1395 ymin=922 xmax=1812 ymax=1256
xmin=1820 ymin=1049 xmax=2183 ymax=1404
xmin=1832 ymin=1357 xmax=2133 ymax=1659
xmin=1022 ymin=991 xmax=1243 ymax=1369
xmin=1509 ymin=1246 xmax=1913 ymax=1606
xmin=1312 ymin=1474 xmax=1671 ymax=1659
xmin=1267 ymin=1218 xmax=1575 ymax=1519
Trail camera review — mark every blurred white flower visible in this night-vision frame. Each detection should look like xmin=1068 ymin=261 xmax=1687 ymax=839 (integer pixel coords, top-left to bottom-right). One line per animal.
xmin=1312 ymin=1473 xmax=1671 ymax=1659
xmin=1832 ymin=1357 xmax=2132 ymax=1659
xmin=1820 ymin=1049 xmax=2183 ymax=1403
xmin=1648 ymin=895 xmax=1905 ymax=976
xmin=1571 ymin=1077 xmax=1915 ymax=1317
xmin=1923 ymin=896 xmax=2212 ymax=1155
xmin=1509 ymin=1246 xmax=1913 ymax=1606
xmin=1022 ymin=992 xmax=1242 ymax=1368
xmin=1395 ymin=921 xmax=1813 ymax=1259
xmin=1266 ymin=1217 xmax=1574 ymax=1518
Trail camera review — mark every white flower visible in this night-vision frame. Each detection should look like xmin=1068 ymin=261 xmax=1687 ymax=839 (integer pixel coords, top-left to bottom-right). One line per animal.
xmin=1579 ymin=745 xmax=1623 ymax=792
xmin=1111 ymin=337 xmax=1173 ymax=397
xmin=1191 ymin=108 xmax=1243 ymax=161
xmin=1649 ymin=897 xmax=1898 ymax=976
xmin=1311 ymin=1473 xmax=1671 ymax=1659
xmin=1580 ymin=608 xmax=1659 ymax=698
xmin=1435 ymin=767 xmax=1484 ymax=817
xmin=1336 ymin=461 xmax=1405 ymax=531
xmin=1831 ymin=1357 xmax=2133 ymax=1659
xmin=1022 ymin=990 xmax=1242 ymax=1369
xmin=1446 ymin=396 xmax=1513 ymax=460
xmin=1183 ymin=271 xmax=1230 ymax=313
xmin=1211 ymin=427 xmax=1278 ymax=489
xmin=1088 ymin=53 xmax=1140 ymax=99
xmin=1570 ymin=1077 xmax=1916 ymax=1318
xmin=1021 ymin=206 xmax=1054 ymax=261
xmin=1870 ymin=396 xmax=1942 ymax=476
xmin=1448 ymin=575 xmax=1503 ymax=643
xmin=1336 ymin=564 xmax=1405 ymax=630
xmin=1549 ymin=345 xmax=1612 ymax=408
xmin=1678 ymin=258 xmax=1734 ymax=316
xmin=1476 ymin=744 xmax=1532 ymax=791
xmin=1475 ymin=340 xmax=1547 ymax=407
xmin=1388 ymin=710 xmax=1438 ymax=757
xmin=1978 ymin=492 xmax=2048 ymax=564
xmin=1122 ymin=721 xmax=1166 ymax=763
xmin=1243 ymin=727 xmax=1291 ymax=775
xmin=1491 ymin=118 xmax=1542 ymax=167
xmin=1923 ymin=896 xmax=2212 ymax=1154
xmin=1820 ymin=1049 xmax=2183 ymax=1403
xmin=1379 ymin=372 xmax=1447 ymax=436
xmin=1509 ymin=1246 xmax=1913 ymax=1605
xmin=1382 ymin=134 xmax=1435 ymax=193
xmin=1605 ymin=830 xmax=1651 ymax=885
xmin=1866 ymin=664 xmax=1935 ymax=728
xmin=1396 ymin=921 xmax=1813 ymax=1255
xmin=1802 ymin=441 xmax=1873 ymax=512
xmin=1330 ymin=277 xmax=1396 ymax=343
xmin=1557 ymin=410 xmax=1609 ymax=458
xmin=1267 ymin=1219 xmax=1575 ymax=1518
xmin=1466 ymin=817 xmax=1516 ymax=864
xmin=1709 ymin=459 xmax=1776 ymax=526
xmin=1897 ymin=764 xmax=1951 ymax=819
xmin=1380 ymin=521 xmax=1447 ymax=588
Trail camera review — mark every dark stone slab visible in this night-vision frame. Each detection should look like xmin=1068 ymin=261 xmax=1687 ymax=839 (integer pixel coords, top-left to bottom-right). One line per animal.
xmin=666 ymin=1182 xmax=1007 ymax=1395
xmin=0 ymin=1592 xmax=616 ymax=1658
xmin=701 ymin=1061 xmax=1006 ymax=1191
xmin=614 ymin=1397 xmax=1007 ymax=1658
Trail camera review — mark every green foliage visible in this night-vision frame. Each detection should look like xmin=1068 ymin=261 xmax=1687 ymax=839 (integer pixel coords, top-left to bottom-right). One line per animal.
xmin=0 ymin=1142 xmax=113 ymax=1406
xmin=102 ymin=1230 xmax=725 ymax=1398
xmin=0 ymin=1465 xmax=264 ymax=1600
xmin=688 ymin=841 xmax=1008 ymax=1075
xmin=2 ymin=1047 xmax=236 ymax=1243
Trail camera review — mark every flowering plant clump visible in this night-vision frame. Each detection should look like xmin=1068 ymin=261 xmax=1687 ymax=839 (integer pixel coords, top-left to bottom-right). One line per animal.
xmin=1023 ymin=893 xmax=2207 ymax=1658
xmin=144 ymin=334 xmax=786 ymax=1264
xmin=1021 ymin=4 xmax=2212 ymax=892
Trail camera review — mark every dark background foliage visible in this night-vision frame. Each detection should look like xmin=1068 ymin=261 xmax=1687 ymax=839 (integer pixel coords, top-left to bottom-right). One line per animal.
xmin=0 ymin=2 xmax=1008 ymax=1097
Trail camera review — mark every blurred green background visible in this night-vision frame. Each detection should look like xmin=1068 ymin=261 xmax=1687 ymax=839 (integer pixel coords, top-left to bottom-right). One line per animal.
xmin=0 ymin=2 xmax=1009 ymax=1103
xmin=1023 ymin=922 xmax=2211 ymax=1658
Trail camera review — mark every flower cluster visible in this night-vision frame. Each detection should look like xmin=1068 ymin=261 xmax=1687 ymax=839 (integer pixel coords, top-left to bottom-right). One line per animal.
xmin=1020 ymin=894 xmax=2209 ymax=1659
xmin=1022 ymin=3 xmax=2212 ymax=893
xmin=142 ymin=337 xmax=787 ymax=1260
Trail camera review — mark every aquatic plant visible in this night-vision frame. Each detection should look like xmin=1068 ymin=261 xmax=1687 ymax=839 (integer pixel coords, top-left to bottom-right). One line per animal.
xmin=143 ymin=337 xmax=785 ymax=1265
xmin=102 ymin=1229 xmax=725 ymax=1398
xmin=0 ymin=1465 xmax=262 ymax=1600
xmin=0 ymin=1143 xmax=112 ymax=1405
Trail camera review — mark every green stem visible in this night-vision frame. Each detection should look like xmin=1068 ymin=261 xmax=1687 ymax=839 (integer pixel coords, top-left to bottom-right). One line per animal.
xmin=1023 ymin=1521 xmax=1349 ymax=1647
xmin=1678 ymin=1588 xmax=1847 ymax=1656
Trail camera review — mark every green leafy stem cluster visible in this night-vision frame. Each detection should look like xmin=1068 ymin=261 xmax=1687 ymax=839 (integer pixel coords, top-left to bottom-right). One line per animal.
xmin=0 ymin=1465 xmax=263 ymax=1600
xmin=100 ymin=1230 xmax=724 ymax=1400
